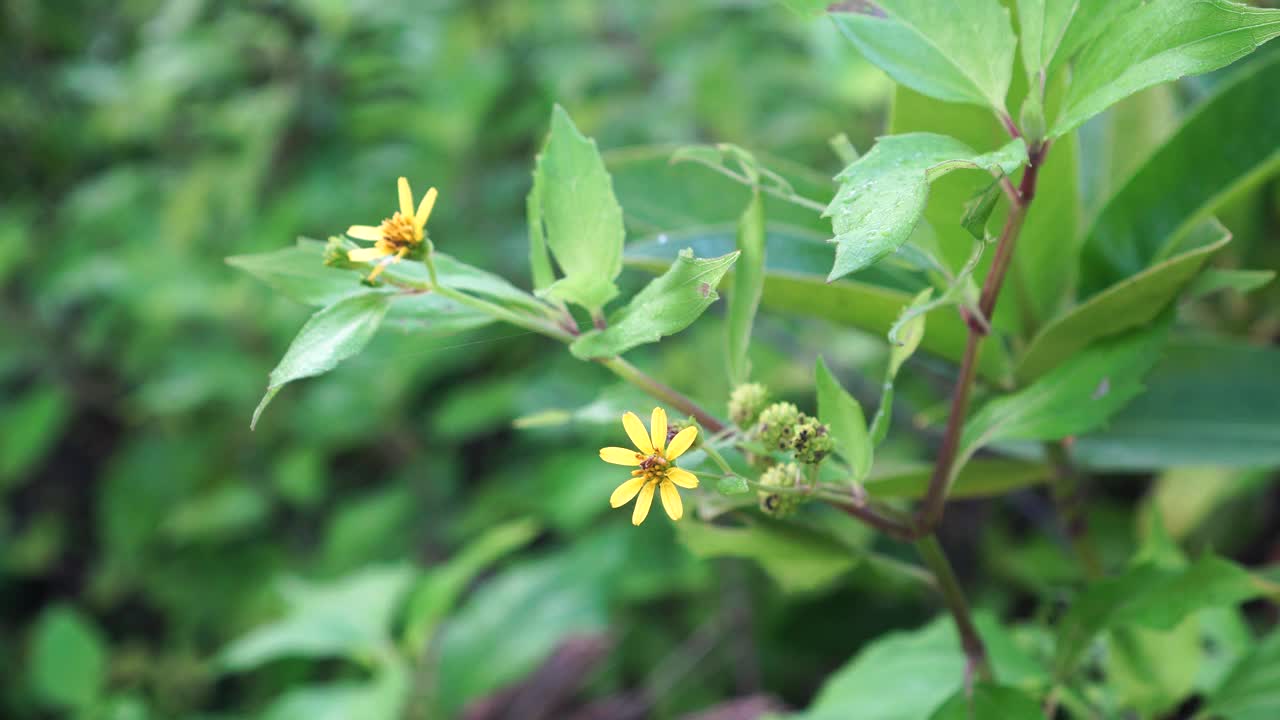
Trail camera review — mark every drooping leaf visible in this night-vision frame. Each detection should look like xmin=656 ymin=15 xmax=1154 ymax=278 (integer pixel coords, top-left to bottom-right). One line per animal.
xmin=1073 ymin=339 xmax=1280 ymax=470
xmin=1052 ymin=0 xmax=1280 ymax=136
xmin=824 ymin=133 xmax=1026 ymax=281
xmin=530 ymin=105 xmax=624 ymax=312
xmin=962 ymin=323 xmax=1168 ymax=462
xmin=928 ymin=684 xmax=1042 ymax=720
xmin=570 ymin=249 xmax=737 ymax=359
xmin=29 ymin=606 xmax=107 ymax=711
xmin=1017 ymin=219 xmax=1230 ymax=381
xmin=1203 ymin=627 xmax=1280 ymax=720
xmin=869 ymin=288 xmax=929 ymax=445
xmin=727 ymin=191 xmax=765 ymax=384
xmin=252 ymin=293 xmax=390 ymax=429
xmin=1078 ymin=54 xmax=1280 ymax=294
xmin=624 ymin=228 xmax=1013 ymax=383
xmin=816 ymin=356 xmax=872 ymax=480
xmin=1054 ymin=555 xmax=1274 ymax=676
xmin=828 ymin=0 xmax=1017 ymax=112
xmin=676 ymin=519 xmax=859 ymax=594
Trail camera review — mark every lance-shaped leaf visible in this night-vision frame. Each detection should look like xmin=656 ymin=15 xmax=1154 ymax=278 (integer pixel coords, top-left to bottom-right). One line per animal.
xmin=961 ymin=322 xmax=1168 ymax=463
xmin=829 ymin=0 xmax=1017 ymax=113
xmin=726 ymin=191 xmax=765 ymax=385
xmin=569 ymin=250 xmax=738 ymax=359
xmin=816 ymin=357 xmax=872 ymax=480
xmin=869 ymin=288 xmax=930 ymax=446
xmin=1016 ymin=0 xmax=1145 ymax=85
xmin=530 ymin=105 xmax=624 ymax=313
xmin=1052 ymin=0 xmax=1280 ymax=137
xmin=824 ymin=133 xmax=1026 ymax=282
xmin=252 ymin=294 xmax=391 ymax=429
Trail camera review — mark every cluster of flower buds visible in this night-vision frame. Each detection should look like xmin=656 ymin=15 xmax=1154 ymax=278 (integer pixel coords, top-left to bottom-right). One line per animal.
xmin=757 ymin=462 xmax=802 ymax=517
xmin=728 ymin=382 xmax=769 ymax=427
xmin=755 ymin=400 xmax=832 ymax=465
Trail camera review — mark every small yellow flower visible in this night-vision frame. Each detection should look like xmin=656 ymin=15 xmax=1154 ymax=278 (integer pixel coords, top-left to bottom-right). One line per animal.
xmin=346 ymin=176 xmax=439 ymax=280
xmin=600 ymin=407 xmax=699 ymax=525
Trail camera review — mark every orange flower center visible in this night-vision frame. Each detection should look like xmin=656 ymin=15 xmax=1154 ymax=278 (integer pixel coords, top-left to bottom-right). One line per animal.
xmin=378 ymin=212 xmax=421 ymax=248
xmin=632 ymin=453 xmax=670 ymax=483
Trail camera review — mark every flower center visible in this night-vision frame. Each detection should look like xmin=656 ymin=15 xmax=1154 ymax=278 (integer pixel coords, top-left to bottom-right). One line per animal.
xmin=634 ymin=453 xmax=670 ymax=483
xmin=378 ymin=212 xmax=421 ymax=247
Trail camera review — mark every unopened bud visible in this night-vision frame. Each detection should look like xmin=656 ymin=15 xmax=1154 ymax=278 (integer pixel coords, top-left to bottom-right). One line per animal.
xmin=792 ymin=415 xmax=833 ymax=464
xmin=756 ymin=402 xmax=801 ymax=451
xmin=758 ymin=462 xmax=803 ymax=517
xmin=729 ymin=382 xmax=770 ymax=427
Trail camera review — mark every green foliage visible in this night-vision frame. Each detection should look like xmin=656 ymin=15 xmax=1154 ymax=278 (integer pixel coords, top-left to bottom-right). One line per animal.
xmin=815 ymin=357 xmax=872 ymax=479
xmin=677 ymin=519 xmax=859 ymax=594
xmin=727 ymin=191 xmax=765 ymax=385
xmin=29 ymin=606 xmax=107 ymax=711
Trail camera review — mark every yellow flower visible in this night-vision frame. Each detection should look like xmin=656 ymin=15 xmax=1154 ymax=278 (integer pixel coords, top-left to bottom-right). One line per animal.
xmin=600 ymin=407 xmax=699 ymax=525
xmin=346 ymin=176 xmax=438 ymax=280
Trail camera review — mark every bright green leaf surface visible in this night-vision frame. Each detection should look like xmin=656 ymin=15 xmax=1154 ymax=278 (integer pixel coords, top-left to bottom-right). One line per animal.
xmin=1078 ymin=53 xmax=1280 ymax=295
xmin=1053 ymin=0 xmax=1280 ymax=137
xmin=531 ymin=105 xmax=624 ymax=312
xmin=0 ymin=383 xmax=69 ymax=489
xmin=816 ymin=356 xmax=872 ymax=479
xmin=829 ymin=0 xmax=1017 ymax=112
xmin=1185 ymin=268 xmax=1275 ymax=299
xmin=963 ymin=324 xmax=1168 ymax=460
xmin=727 ymin=191 xmax=765 ymax=384
xmin=1017 ymin=219 xmax=1230 ymax=381
xmin=570 ymin=249 xmax=737 ymax=359
xmin=929 ymin=683 xmax=1042 ymax=720
xmin=1108 ymin=620 xmax=1203 ymax=718
xmin=864 ymin=459 xmax=1047 ymax=500
xmin=677 ymin=519 xmax=859 ymax=594
xmin=252 ymin=293 xmax=391 ymax=429
xmin=825 ymin=133 xmax=1026 ymax=281
xmin=29 ymin=606 xmax=107 ymax=710
xmin=1204 ymin=628 xmax=1280 ymax=720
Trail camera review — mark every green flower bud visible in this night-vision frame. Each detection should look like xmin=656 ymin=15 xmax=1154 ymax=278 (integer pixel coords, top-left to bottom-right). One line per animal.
xmin=758 ymin=462 xmax=802 ymax=517
xmin=792 ymin=415 xmax=834 ymax=465
xmin=756 ymin=402 xmax=801 ymax=451
xmin=728 ymin=382 xmax=770 ymax=427
xmin=323 ymin=236 xmax=359 ymax=269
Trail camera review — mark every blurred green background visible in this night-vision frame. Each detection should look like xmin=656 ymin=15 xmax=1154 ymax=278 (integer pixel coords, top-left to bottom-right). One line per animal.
xmin=3 ymin=1 xmax=1278 ymax=719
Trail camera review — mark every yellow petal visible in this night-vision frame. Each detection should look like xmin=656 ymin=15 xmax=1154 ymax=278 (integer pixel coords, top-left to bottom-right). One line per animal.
xmin=650 ymin=407 xmax=667 ymax=454
xmin=347 ymin=225 xmax=383 ymax=241
xmin=348 ymin=246 xmax=388 ymax=262
xmin=622 ymin=412 xmax=654 ymax=455
xmin=665 ymin=426 xmax=698 ymax=460
xmin=610 ymin=476 xmax=647 ymax=508
xmin=600 ymin=447 xmax=643 ymax=466
xmin=659 ymin=480 xmax=683 ymax=521
xmin=666 ymin=467 xmax=699 ymax=489
xmin=398 ymin=177 xmax=414 ymax=218
xmin=416 ymin=187 xmax=438 ymax=229
xmin=632 ymin=480 xmax=656 ymax=525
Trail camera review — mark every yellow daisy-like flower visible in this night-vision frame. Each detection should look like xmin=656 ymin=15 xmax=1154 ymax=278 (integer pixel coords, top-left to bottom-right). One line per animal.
xmin=600 ymin=407 xmax=699 ymax=525
xmin=346 ymin=176 xmax=438 ymax=280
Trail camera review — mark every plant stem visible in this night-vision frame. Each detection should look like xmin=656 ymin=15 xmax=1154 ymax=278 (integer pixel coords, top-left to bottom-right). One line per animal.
xmin=915 ymin=535 xmax=993 ymax=683
xmin=1046 ymin=442 xmax=1104 ymax=579
xmin=600 ymin=357 xmax=726 ymax=433
xmin=698 ymin=442 xmax=736 ymax=475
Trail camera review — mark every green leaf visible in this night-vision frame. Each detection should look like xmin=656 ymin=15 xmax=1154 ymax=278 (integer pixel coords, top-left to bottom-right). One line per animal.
xmin=264 ymin=663 xmax=408 ymax=720
xmin=530 ymin=105 xmax=624 ymax=313
xmin=717 ymin=475 xmax=750 ymax=496
xmin=1078 ymin=53 xmax=1280 ymax=295
xmin=1108 ymin=620 xmax=1203 ymax=718
xmin=1185 ymin=268 xmax=1275 ymax=299
xmin=825 ymin=133 xmax=1026 ymax=281
xmin=252 ymin=293 xmax=391 ymax=429
xmin=928 ymin=684 xmax=1042 ymax=720
xmin=1073 ymin=339 xmax=1280 ymax=470
xmin=829 ymin=0 xmax=1017 ymax=112
xmin=1017 ymin=219 xmax=1230 ymax=382
xmin=816 ymin=357 xmax=872 ymax=480
xmin=1017 ymin=0 xmax=1145 ymax=84
xmin=863 ymin=459 xmax=1047 ymax=500
xmin=402 ymin=518 xmax=539 ymax=651
xmin=228 ymin=239 xmax=370 ymax=307
xmin=1052 ymin=0 xmax=1280 ymax=137
xmin=778 ymin=0 xmax=826 ymax=16
xmin=676 ymin=519 xmax=859 ymax=594
xmin=1203 ymin=627 xmax=1280 ymax=720
xmin=727 ymin=191 xmax=765 ymax=385
xmin=869 ymin=288 xmax=930 ymax=445
xmin=0 ymin=382 xmax=69 ymax=489
xmin=962 ymin=324 xmax=1167 ymax=461
xmin=383 ymin=252 xmax=548 ymax=316
xmin=29 ymin=606 xmax=107 ymax=710
xmin=624 ymin=228 xmax=1013 ymax=383
xmin=526 ymin=186 xmax=554 ymax=293
xmin=220 ymin=565 xmax=414 ymax=671
xmin=569 ymin=249 xmax=737 ymax=359
xmin=960 ymin=180 xmax=1001 ymax=241
xmin=1054 ymin=555 xmax=1274 ymax=676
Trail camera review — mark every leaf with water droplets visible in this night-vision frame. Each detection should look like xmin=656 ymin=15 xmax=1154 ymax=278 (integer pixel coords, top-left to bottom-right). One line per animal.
xmin=824 ymin=133 xmax=1026 ymax=282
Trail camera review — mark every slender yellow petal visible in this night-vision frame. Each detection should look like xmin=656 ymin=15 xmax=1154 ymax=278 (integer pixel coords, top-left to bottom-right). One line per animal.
xmin=622 ymin=412 xmax=654 ymax=454
xmin=398 ymin=177 xmax=414 ymax=218
xmin=632 ymin=480 xmax=656 ymax=525
xmin=347 ymin=225 xmax=383 ymax=241
xmin=610 ymin=476 xmax=647 ymax=508
xmin=366 ymin=255 xmax=398 ymax=281
xmin=600 ymin=447 xmax=643 ymax=466
xmin=348 ymin=246 xmax=388 ymax=262
xmin=650 ymin=407 xmax=667 ymax=454
xmin=666 ymin=467 xmax=699 ymax=489
xmin=415 ymin=187 xmax=438 ymax=229
xmin=665 ymin=426 xmax=698 ymax=460
xmin=659 ymin=480 xmax=683 ymax=521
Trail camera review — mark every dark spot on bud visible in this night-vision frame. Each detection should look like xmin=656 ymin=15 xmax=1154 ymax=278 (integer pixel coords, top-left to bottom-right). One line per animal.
xmin=699 ymin=282 xmax=711 ymax=297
